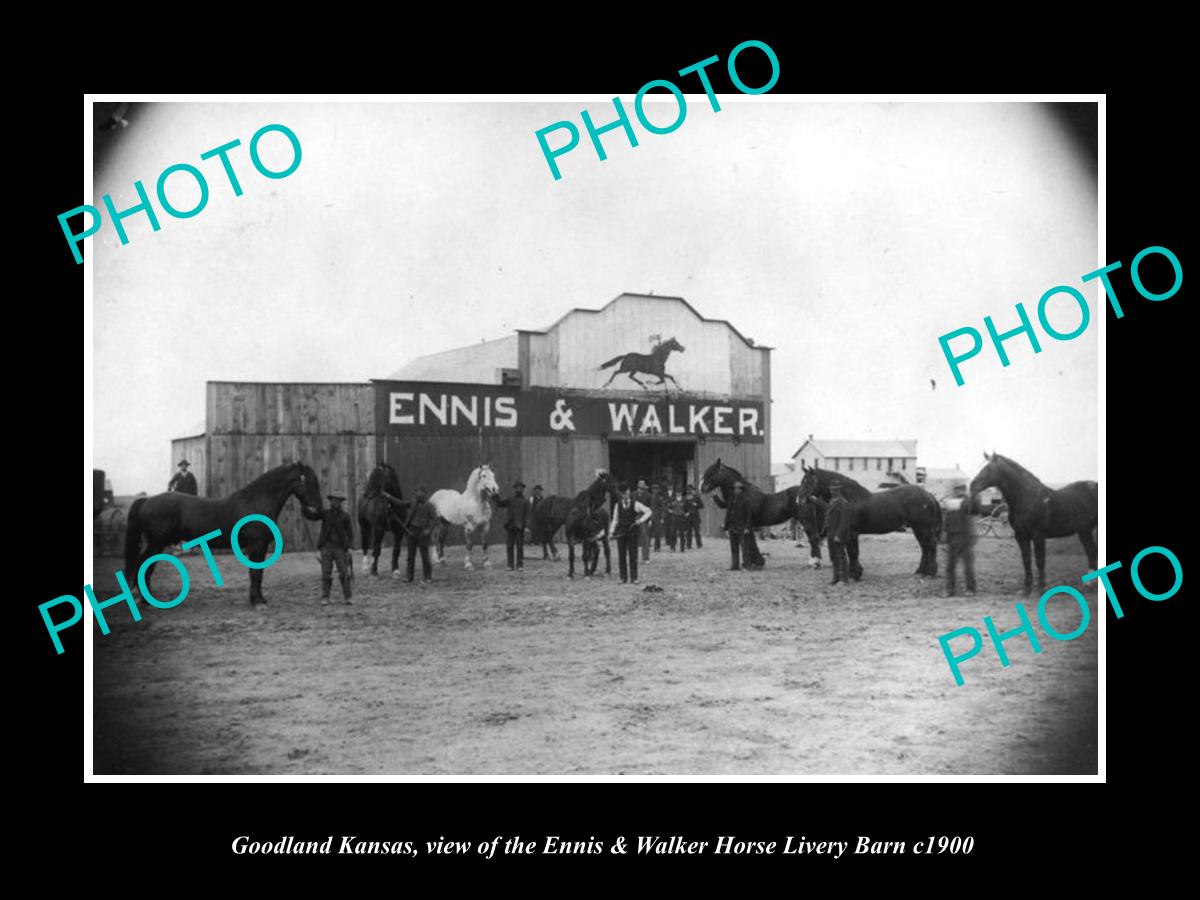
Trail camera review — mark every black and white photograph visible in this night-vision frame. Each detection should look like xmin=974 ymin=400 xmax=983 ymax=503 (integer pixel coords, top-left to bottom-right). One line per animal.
xmin=86 ymin=95 xmax=1100 ymax=776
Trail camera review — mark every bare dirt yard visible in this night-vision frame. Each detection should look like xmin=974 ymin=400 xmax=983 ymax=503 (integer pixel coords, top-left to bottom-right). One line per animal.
xmin=92 ymin=532 xmax=1097 ymax=775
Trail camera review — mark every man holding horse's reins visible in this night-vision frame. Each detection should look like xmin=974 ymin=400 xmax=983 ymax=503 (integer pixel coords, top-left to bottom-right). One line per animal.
xmin=318 ymin=492 xmax=354 ymax=605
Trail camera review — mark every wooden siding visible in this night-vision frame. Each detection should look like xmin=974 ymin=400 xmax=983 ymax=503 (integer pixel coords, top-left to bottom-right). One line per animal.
xmin=695 ymin=437 xmax=771 ymax=537
xmin=525 ymin=294 xmax=768 ymax=398
xmin=208 ymin=382 xmax=374 ymax=435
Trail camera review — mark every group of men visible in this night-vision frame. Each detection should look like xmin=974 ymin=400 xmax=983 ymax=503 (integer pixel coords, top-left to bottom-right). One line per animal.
xmin=169 ymin=454 xmax=977 ymax=602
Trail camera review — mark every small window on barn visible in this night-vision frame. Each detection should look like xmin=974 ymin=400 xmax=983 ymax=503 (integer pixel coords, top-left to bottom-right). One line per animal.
xmin=833 ymin=458 xmax=840 ymax=471
xmin=848 ymin=458 xmax=854 ymax=471
xmin=902 ymin=459 xmax=908 ymax=469
xmin=876 ymin=458 xmax=882 ymax=470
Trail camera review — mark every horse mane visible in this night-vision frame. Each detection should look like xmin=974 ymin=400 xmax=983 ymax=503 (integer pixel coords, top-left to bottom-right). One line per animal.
xmin=987 ymin=454 xmax=1050 ymax=505
xmin=233 ymin=462 xmax=306 ymax=499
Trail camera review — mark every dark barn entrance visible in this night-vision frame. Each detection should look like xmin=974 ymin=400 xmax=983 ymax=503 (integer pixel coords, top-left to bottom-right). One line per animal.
xmin=607 ymin=439 xmax=696 ymax=493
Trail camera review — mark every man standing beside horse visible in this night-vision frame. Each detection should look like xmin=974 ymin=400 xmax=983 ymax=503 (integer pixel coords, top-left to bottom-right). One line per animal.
xmin=941 ymin=483 xmax=977 ymax=596
xmin=496 ymin=480 xmax=532 ymax=571
xmin=826 ymin=482 xmax=852 ymax=585
xmin=318 ymin=492 xmax=354 ymax=605
xmin=722 ymin=481 xmax=751 ymax=571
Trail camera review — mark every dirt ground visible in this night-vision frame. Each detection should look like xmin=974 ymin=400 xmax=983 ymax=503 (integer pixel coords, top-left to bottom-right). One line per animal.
xmin=92 ymin=532 xmax=1098 ymax=775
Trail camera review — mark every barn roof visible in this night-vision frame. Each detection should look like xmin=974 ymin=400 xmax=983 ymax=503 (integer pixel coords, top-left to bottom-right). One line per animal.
xmin=387 ymin=335 xmax=518 ymax=383
xmin=518 ymin=292 xmax=771 ymax=351
xmin=922 ymin=466 xmax=969 ymax=480
xmin=792 ymin=438 xmax=918 ymax=460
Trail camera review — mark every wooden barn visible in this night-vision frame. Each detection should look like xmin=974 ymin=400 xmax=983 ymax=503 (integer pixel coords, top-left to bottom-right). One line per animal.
xmin=172 ymin=293 xmax=772 ymax=550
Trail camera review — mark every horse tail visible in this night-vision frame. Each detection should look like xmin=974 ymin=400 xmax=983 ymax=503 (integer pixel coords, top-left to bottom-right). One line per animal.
xmin=598 ymin=354 xmax=625 ymax=370
xmin=124 ymin=497 xmax=147 ymax=574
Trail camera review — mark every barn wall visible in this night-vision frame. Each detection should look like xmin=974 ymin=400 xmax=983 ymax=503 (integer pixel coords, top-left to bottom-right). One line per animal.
xmin=201 ymin=382 xmax=377 ymax=551
xmin=207 ymin=382 xmax=375 ymax=435
xmin=206 ymin=433 xmax=373 ymax=551
xmin=696 ymin=438 xmax=771 ymax=537
xmin=169 ymin=435 xmax=208 ymax=495
xmin=382 ymin=432 xmax=523 ymax=547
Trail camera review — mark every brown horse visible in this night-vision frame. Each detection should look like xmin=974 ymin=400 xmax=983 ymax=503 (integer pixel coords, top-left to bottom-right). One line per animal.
xmin=124 ymin=462 xmax=324 ymax=605
xmin=358 ymin=461 xmax=410 ymax=576
xmin=795 ymin=464 xmax=942 ymax=579
xmin=968 ymin=451 xmax=1098 ymax=594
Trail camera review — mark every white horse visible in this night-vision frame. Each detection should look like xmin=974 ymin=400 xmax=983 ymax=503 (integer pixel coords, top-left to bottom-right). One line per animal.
xmin=429 ymin=464 xmax=500 ymax=569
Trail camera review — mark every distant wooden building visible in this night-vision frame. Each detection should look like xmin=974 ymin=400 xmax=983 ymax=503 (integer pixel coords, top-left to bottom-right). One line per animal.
xmin=172 ymin=293 xmax=772 ymax=549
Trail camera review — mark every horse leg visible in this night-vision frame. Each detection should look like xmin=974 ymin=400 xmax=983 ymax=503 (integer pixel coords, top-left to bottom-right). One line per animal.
xmin=244 ymin=542 xmax=268 ymax=604
xmin=1034 ymin=536 xmax=1047 ymax=593
xmin=360 ymin=520 xmax=372 ymax=573
xmin=390 ymin=527 xmax=403 ymax=576
xmin=602 ymin=369 xmax=619 ymax=387
xmin=371 ymin=525 xmax=384 ymax=576
xmin=481 ymin=528 xmax=492 ymax=569
xmin=133 ymin=545 xmax=166 ymax=598
xmin=916 ymin=527 xmax=937 ymax=577
xmin=602 ymin=536 xmax=611 ymax=576
xmin=1078 ymin=529 xmax=1097 ymax=571
xmin=567 ymin=539 xmax=576 ymax=579
xmin=463 ymin=528 xmax=475 ymax=570
xmin=1015 ymin=533 xmax=1033 ymax=595
xmin=663 ymin=374 xmax=680 ymax=388
xmin=848 ymin=536 xmax=863 ymax=581
xmin=806 ymin=525 xmax=822 ymax=569
xmin=435 ymin=522 xmax=448 ymax=565
xmin=629 ymin=372 xmax=647 ymax=389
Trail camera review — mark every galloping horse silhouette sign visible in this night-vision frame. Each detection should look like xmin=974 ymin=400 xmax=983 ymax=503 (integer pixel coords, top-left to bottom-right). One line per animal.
xmin=598 ymin=337 xmax=685 ymax=389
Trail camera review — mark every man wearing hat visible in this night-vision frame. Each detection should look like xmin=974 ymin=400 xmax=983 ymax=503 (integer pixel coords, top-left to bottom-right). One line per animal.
xmin=168 ymin=460 xmax=198 ymax=495
xmin=825 ymin=482 xmax=851 ymax=585
xmin=607 ymin=482 xmax=652 ymax=584
xmin=402 ymin=484 xmax=437 ymax=584
xmin=496 ymin=480 xmax=532 ymax=571
xmin=722 ymin=481 xmax=752 ymax=570
xmin=634 ymin=477 xmax=654 ymax=562
xmin=941 ymin=482 xmax=977 ymax=596
xmin=684 ymin=485 xmax=705 ymax=550
xmin=318 ymin=492 xmax=354 ymax=605
xmin=529 ymin=484 xmax=558 ymax=561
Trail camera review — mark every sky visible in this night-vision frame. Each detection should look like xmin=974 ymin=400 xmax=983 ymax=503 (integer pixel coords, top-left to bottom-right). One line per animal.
xmin=92 ymin=100 xmax=1098 ymax=494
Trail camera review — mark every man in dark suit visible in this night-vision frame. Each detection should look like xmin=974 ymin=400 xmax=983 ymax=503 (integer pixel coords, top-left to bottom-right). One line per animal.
xmin=402 ymin=485 xmax=437 ymax=584
xmin=634 ymin=477 xmax=654 ymax=562
xmin=942 ymin=483 xmax=977 ymax=596
xmin=722 ymin=481 xmax=751 ymax=571
xmin=608 ymin=482 xmax=652 ymax=584
xmin=684 ymin=485 xmax=704 ymax=549
xmin=318 ymin=492 xmax=354 ymax=605
xmin=168 ymin=460 xmax=198 ymax=495
xmin=825 ymin=482 xmax=851 ymax=585
xmin=496 ymin=481 xmax=532 ymax=571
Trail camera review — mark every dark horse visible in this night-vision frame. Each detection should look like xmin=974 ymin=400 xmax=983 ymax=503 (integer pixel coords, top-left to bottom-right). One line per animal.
xmin=358 ymin=462 xmax=411 ymax=576
xmin=599 ymin=337 xmax=685 ymax=389
xmin=124 ymin=462 xmax=324 ymax=605
xmin=796 ymin=464 xmax=942 ymax=579
xmin=969 ymin=451 xmax=1098 ymax=594
xmin=699 ymin=459 xmax=814 ymax=570
xmin=532 ymin=472 xmax=618 ymax=579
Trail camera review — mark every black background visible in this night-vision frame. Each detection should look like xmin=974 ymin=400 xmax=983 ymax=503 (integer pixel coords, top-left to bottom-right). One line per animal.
xmin=22 ymin=25 xmax=1188 ymax=884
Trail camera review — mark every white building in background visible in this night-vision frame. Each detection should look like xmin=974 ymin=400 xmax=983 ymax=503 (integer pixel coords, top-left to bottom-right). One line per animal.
xmin=775 ymin=436 xmax=919 ymax=492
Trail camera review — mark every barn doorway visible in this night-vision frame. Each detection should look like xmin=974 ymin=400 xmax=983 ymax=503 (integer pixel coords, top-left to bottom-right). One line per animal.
xmin=607 ymin=439 xmax=697 ymax=493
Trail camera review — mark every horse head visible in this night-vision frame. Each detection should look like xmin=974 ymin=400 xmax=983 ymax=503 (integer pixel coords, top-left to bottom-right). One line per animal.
xmin=291 ymin=463 xmax=324 ymax=520
xmin=969 ymin=451 xmax=1002 ymax=497
xmin=660 ymin=337 xmax=685 ymax=355
xmin=795 ymin=466 xmax=820 ymax=503
xmin=475 ymin=464 xmax=499 ymax=500
xmin=700 ymin=458 xmax=726 ymax=494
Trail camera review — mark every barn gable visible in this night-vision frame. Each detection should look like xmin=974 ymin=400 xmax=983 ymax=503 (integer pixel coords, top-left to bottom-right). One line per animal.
xmin=519 ymin=293 xmax=770 ymax=397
